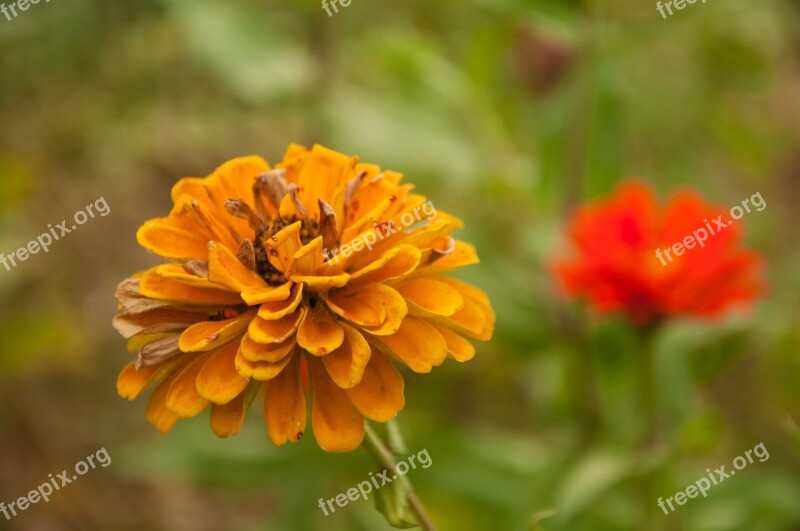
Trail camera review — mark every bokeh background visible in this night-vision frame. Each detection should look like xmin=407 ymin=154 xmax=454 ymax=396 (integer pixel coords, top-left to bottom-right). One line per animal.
xmin=2 ymin=0 xmax=800 ymax=530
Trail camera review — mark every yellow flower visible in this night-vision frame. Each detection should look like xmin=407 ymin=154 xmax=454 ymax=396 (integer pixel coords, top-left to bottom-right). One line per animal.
xmin=113 ymin=144 xmax=494 ymax=452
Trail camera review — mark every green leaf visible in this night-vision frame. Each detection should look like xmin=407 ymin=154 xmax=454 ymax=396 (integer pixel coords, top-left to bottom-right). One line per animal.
xmin=373 ymin=475 xmax=418 ymax=529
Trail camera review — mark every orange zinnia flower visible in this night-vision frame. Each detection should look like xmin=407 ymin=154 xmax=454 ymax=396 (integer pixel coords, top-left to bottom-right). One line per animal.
xmin=552 ymin=181 xmax=764 ymax=325
xmin=113 ymin=144 xmax=494 ymax=452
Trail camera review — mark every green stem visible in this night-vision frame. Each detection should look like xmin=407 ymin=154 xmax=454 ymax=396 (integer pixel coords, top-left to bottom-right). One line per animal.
xmin=362 ymin=423 xmax=437 ymax=531
xmin=637 ymin=324 xmax=661 ymax=530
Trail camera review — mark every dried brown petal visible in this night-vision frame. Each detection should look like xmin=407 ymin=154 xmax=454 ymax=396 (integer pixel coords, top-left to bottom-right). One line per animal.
xmin=345 ymin=170 xmax=367 ymax=206
xmin=183 ymin=260 xmax=209 ymax=278
xmin=226 ymin=199 xmax=267 ymax=233
xmin=427 ymin=237 xmax=456 ymax=264
xmin=253 ymin=168 xmax=289 ymax=217
xmin=318 ymin=199 xmax=339 ymax=252
xmin=136 ymin=335 xmax=181 ymax=370
xmin=287 ymin=184 xmax=311 ymax=226
xmin=237 ymin=239 xmax=257 ymax=270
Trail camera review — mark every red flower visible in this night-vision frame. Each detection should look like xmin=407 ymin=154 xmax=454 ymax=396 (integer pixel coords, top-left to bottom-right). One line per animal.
xmin=552 ymin=181 xmax=765 ymax=325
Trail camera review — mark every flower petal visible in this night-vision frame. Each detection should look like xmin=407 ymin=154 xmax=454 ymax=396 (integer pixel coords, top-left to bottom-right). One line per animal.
xmin=240 ymin=334 xmax=296 ymax=363
xmin=196 ymin=342 xmax=250 ymax=405
xmin=264 ymin=354 xmax=307 ymax=445
xmin=210 ymin=396 xmax=247 ymax=438
xmin=236 ymin=344 xmax=295 ymax=380
xmin=208 ymin=241 xmax=269 ymax=293
xmin=127 ymin=332 xmax=177 ymax=354
xmin=429 ymin=297 xmax=494 ymax=341
xmin=285 ymin=236 xmax=353 ymax=288
xmin=209 ymin=382 xmax=259 ymax=438
xmin=145 ymin=357 xmax=197 ymax=434
xmin=290 ymin=274 xmax=351 ymax=291
xmin=296 ymin=304 xmax=345 ymax=356
xmin=258 ymin=283 xmax=304 ymax=320
xmin=203 ymin=156 xmax=268 ymax=223
xmin=113 ymin=309 xmax=206 ymax=340
xmin=181 ymin=200 xmax=241 ymax=252
xmin=296 ymin=144 xmax=356 ymax=222
xmin=136 ymin=217 xmax=209 ymax=261
xmin=166 ymin=352 xmax=214 ymax=418
xmin=117 ymin=360 xmax=177 ymax=401
xmin=346 ymin=352 xmax=405 ymax=422
xmin=321 ymin=324 xmax=371 ymax=389
xmin=309 ymin=358 xmax=365 ymax=452
xmin=264 ymin=221 xmax=303 ymax=273
xmin=248 ymin=307 xmax=304 ymax=344
xmin=241 ymin=281 xmax=293 ymax=306
xmin=178 ymin=314 xmax=252 ymax=352
xmin=139 ymin=270 xmax=243 ymax=306
xmin=286 ymin=236 xmax=325 ymax=277
xmin=276 ymin=144 xmax=309 ymax=184
xmin=154 ymin=263 xmax=225 ymax=290
xmin=430 ymin=278 xmax=495 ymax=341
xmin=346 ymin=245 xmax=421 ymax=288
xmin=394 ymin=278 xmax=465 ymax=317
xmin=372 ymin=317 xmax=447 ymax=373
xmin=431 ymin=324 xmax=476 ymax=362
xmin=355 ymin=285 xmax=408 ymax=336
xmin=323 ymin=285 xmax=388 ymax=327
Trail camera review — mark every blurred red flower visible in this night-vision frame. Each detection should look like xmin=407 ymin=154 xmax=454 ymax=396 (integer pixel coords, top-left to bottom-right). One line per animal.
xmin=551 ymin=181 xmax=765 ymax=325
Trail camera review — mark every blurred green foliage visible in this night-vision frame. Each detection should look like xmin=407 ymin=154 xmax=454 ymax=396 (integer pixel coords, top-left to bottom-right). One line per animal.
xmin=1 ymin=0 xmax=800 ymax=530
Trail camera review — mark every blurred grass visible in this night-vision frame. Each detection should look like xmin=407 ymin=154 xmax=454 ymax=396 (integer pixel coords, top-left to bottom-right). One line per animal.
xmin=1 ymin=0 xmax=800 ymax=530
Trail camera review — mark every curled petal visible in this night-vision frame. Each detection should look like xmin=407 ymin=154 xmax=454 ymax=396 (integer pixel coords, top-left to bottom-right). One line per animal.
xmin=241 ymin=281 xmax=293 ymax=306
xmin=264 ymin=221 xmax=303 ymax=273
xmin=240 ymin=334 xmax=296 ymax=363
xmin=355 ymin=285 xmax=408 ymax=336
xmin=248 ymin=308 xmax=304 ymax=344
xmin=258 ymin=283 xmax=304 ymax=320
xmin=323 ymin=285 xmax=388 ymax=327
xmin=321 ymin=324 xmax=371 ymax=389
xmin=236 ymin=344 xmax=295 ymax=381
xmin=296 ymin=304 xmax=345 ymax=356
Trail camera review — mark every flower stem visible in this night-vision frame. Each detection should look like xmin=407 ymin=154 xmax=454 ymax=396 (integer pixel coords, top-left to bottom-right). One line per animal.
xmin=362 ymin=423 xmax=437 ymax=531
xmin=637 ymin=324 xmax=662 ymax=530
